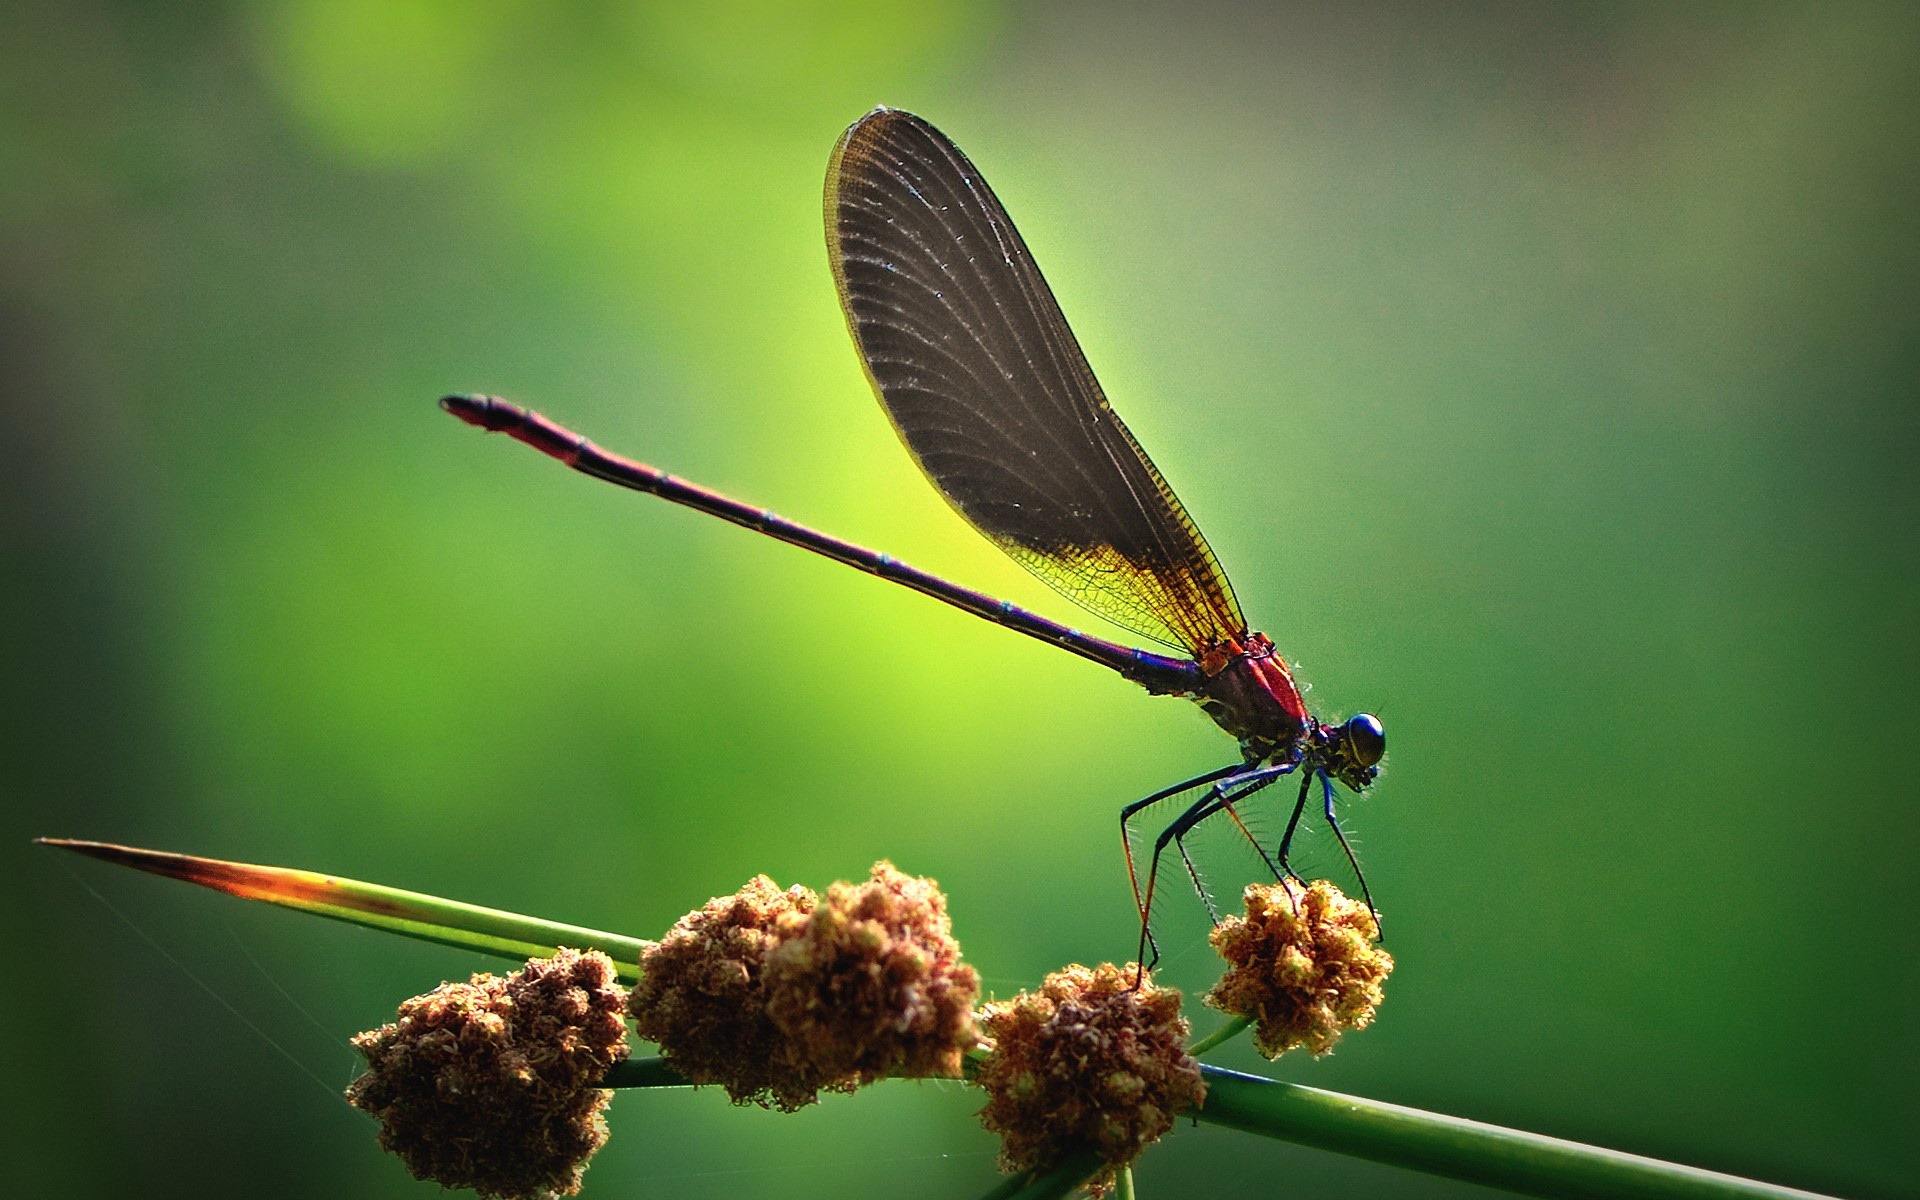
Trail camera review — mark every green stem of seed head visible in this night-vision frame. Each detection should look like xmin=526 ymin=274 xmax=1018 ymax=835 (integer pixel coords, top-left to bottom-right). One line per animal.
xmin=1186 ymin=1014 xmax=1252 ymax=1056
xmin=1193 ymin=1067 xmax=1840 ymax=1200
xmin=971 ymin=1149 xmax=1107 ymax=1200
xmin=1114 ymin=1166 xmax=1136 ymax=1200
xmin=961 ymin=1045 xmax=989 ymax=1079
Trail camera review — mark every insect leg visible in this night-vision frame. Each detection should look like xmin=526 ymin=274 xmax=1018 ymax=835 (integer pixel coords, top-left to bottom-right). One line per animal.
xmin=1274 ymin=769 xmax=1316 ymax=885
xmin=1119 ymin=762 xmax=1247 ymax=965
xmin=1320 ymin=770 xmax=1383 ymax=937
xmin=1129 ymin=764 xmax=1293 ymax=981
xmin=1170 ymin=769 xmax=1289 ymax=926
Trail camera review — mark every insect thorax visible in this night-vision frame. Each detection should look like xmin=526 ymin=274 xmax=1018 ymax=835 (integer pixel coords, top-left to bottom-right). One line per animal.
xmin=1194 ymin=637 xmax=1312 ymax=760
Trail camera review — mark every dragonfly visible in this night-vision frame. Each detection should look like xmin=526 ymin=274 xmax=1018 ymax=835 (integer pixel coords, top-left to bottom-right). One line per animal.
xmin=442 ymin=107 xmax=1386 ymax=968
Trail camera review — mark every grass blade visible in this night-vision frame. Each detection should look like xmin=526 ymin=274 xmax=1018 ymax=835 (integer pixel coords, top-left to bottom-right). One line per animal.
xmin=39 ymin=838 xmax=650 ymax=979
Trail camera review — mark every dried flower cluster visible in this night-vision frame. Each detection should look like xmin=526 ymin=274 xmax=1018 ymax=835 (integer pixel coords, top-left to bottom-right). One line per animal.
xmin=765 ymin=862 xmax=981 ymax=1085
xmin=974 ymin=963 xmax=1205 ymax=1197
xmin=345 ymin=948 xmax=630 ymax=1199
xmin=625 ymin=874 xmax=823 ymax=1110
xmin=1206 ymin=879 xmax=1393 ymax=1058
xmin=628 ymin=862 xmax=980 ymax=1110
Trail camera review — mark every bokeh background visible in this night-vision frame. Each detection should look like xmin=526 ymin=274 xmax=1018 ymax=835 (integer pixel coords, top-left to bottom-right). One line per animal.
xmin=7 ymin=2 xmax=1915 ymax=1197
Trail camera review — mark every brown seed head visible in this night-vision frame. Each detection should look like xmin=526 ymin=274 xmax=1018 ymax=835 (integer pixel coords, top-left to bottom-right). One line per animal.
xmin=763 ymin=860 xmax=980 ymax=1084
xmin=975 ymin=963 xmax=1204 ymax=1197
xmin=345 ymin=948 xmax=630 ymax=1200
xmin=1205 ymin=879 xmax=1393 ymax=1058
xmin=625 ymin=874 xmax=834 ymax=1110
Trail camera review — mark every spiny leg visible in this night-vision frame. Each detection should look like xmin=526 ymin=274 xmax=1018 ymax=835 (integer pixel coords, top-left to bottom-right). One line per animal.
xmin=1132 ymin=788 xmax=1234 ymax=979
xmin=1273 ymin=770 xmax=1317 ymax=886
xmin=1168 ymin=774 xmax=1289 ymax=926
xmin=1130 ymin=764 xmax=1293 ymax=981
xmin=1169 ymin=765 xmax=1298 ymax=921
xmin=1320 ymin=770 xmax=1383 ymax=937
xmin=1214 ymin=787 xmax=1288 ymax=886
xmin=1118 ymin=762 xmax=1246 ymax=963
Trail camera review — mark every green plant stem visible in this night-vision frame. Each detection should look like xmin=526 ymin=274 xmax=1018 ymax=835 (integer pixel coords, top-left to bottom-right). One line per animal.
xmin=1195 ymin=1066 xmax=1836 ymax=1200
xmin=607 ymin=1050 xmax=1838 ymax=1199
xmin=1186 ymin=1014 xmax=1252 ymax=1056
xmin=972 ymin=1149 xmax=1105 ymax=1200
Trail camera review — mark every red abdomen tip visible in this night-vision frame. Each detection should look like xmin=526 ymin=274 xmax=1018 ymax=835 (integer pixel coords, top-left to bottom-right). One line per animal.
xmin=440 ymin=393 xmax=513 ymax=430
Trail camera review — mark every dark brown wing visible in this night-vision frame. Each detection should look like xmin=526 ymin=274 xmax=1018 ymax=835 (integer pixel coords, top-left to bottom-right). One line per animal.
xmin=825 ymin=107 xmax=1245 ymax=656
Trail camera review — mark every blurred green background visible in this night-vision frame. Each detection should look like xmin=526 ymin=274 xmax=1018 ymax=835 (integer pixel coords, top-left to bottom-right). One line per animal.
xmin=6 ymin=2 xmax=1914 ymax=1197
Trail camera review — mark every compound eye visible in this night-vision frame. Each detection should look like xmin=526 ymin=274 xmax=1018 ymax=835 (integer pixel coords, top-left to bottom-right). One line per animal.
xmin=1345 ymin=713 xmax=1385 ymax=767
